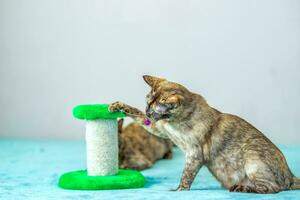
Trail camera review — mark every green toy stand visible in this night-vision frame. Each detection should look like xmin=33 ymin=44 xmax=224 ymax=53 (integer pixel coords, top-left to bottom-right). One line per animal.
xmin=58 ymin=104 xmax=145 ymax=190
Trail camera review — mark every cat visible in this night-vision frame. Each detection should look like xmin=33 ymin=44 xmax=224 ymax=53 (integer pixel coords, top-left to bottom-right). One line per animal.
xmin=117 ymin=119 xmax=173 ymax=170
xmin=109 ymin=75 xmax=300 ymax=193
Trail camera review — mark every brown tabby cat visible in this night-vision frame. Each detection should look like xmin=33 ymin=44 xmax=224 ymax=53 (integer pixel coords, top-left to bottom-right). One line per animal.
xmin=118 ymin=119 xmax=173 ymax=170
xmin=109 ymin=75 xmax=300 ymax=193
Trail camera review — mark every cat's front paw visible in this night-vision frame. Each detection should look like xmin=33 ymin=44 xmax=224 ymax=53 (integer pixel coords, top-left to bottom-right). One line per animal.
xmin=170 ymin=185 xmax=190 ymax=191
xmin=109 ymin=101 xmax=125 ymax=112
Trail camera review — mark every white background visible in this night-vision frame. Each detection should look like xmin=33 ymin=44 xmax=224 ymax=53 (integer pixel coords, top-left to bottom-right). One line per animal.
xmin=0 ymin=0 xmax=299 ymax=143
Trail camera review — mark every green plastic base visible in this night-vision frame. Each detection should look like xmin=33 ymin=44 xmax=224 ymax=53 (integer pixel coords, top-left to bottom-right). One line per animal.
xmin=73 ymin=104 xmax=126 ymax=120
xmin=58 ymin=169 xmax=145 ymax=190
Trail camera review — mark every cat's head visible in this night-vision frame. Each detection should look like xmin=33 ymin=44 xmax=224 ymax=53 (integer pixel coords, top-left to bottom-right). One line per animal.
xmin=143 ymin=75 xmax=191 ymax=121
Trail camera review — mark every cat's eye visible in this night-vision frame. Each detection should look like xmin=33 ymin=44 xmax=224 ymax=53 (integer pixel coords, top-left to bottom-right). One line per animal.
xmin=160 ymin=98 xmax=167 ymax=103
xmin=158 ymin=102 xmax=175 ymax=110
xmin=165 ymin=103 xmax=176 ymax=108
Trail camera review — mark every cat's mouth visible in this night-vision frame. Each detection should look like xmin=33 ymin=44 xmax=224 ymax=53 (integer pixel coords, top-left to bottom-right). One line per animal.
xmin=150 ymin=112 xmax=171 ymax=121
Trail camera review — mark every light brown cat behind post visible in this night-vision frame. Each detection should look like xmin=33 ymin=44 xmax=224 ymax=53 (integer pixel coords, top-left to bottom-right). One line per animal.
xmin=118 ymin=119 xmax=173 ymax=170
xmin=110 ymin=75 xmax=300 ymax=194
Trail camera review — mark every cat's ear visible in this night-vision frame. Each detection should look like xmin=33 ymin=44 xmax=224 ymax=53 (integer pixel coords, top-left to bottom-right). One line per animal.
xmin=143 ymin=75 xmax=165 ymax=87
xmin=118 ymin=119 xmax=124 ymax=134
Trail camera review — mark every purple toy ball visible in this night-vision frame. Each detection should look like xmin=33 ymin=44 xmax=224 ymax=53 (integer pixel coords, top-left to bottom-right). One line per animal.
xmin=144 ymin=118 xmax=151 ymax=126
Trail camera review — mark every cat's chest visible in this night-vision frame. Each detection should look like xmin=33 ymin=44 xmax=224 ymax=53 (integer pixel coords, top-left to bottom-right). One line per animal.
xmin=157 ymin=121 xmax=199 ymax=152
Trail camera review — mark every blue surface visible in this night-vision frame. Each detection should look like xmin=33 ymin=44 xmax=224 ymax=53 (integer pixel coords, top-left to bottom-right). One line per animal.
xmin=0 ymin=139 xmax=300 ymax=200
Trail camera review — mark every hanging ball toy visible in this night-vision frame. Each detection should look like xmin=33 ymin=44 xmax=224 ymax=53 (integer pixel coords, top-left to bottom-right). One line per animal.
xmin=144 ymin=118 xmax=151 ymax=126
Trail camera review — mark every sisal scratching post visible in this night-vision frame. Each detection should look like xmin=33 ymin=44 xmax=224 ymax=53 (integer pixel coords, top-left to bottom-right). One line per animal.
xmin=86 ymin=119 xmax=118 ymax=176
xmin=58 ymin=104 xmax=145 ymax=190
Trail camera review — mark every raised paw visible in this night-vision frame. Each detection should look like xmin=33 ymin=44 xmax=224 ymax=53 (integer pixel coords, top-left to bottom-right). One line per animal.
xmin=229 ymin=184 xmax=253 ymax=193
xmin=109 ymin=101 xmax=125 ymax=112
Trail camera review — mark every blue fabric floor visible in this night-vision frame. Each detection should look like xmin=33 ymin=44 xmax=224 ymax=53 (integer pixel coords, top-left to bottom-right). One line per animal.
xmin=1 ymin=139 xmax=300 ymax=200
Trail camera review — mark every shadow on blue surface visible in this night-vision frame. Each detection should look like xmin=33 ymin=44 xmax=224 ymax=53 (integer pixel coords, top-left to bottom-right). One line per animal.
xmin=0 ymin=139 xmax=299 ymax=200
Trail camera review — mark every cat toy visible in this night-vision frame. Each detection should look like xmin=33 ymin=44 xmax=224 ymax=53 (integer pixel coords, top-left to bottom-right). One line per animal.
xmin=144 ymin=118 xmax=151 ymax=126
xmin=58 ymin=104 xmax=145 ymax=190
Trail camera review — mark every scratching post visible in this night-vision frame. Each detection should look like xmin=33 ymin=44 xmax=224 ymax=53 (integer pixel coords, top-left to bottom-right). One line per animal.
xmin=58 ymin=104 xmax=145 ymax=190
xmin=86 ymin=119 xmax=118 ymax=176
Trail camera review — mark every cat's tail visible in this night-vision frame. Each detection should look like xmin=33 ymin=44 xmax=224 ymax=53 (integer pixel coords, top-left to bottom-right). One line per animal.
xmin=290 ymin=177 xmax=300 ymax=190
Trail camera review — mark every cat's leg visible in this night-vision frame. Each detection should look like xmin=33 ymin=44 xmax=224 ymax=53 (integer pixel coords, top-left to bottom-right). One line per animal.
xmin=230 ymin=179 xmax=280 ymax=193
xmin=109 ymin=101 xmax=145 ymax=121
xmin=229 ymin=184 xmax=255 ymax=193
xmin=109 ymin=101 xmax=169 ymax=139
xmin=243 ymin=159 xmax=281 ymax=193
xmin=251 ymin=180 xmax=280 ymax=193
xmin=173 ymin=153 xmax=203 ymax=191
